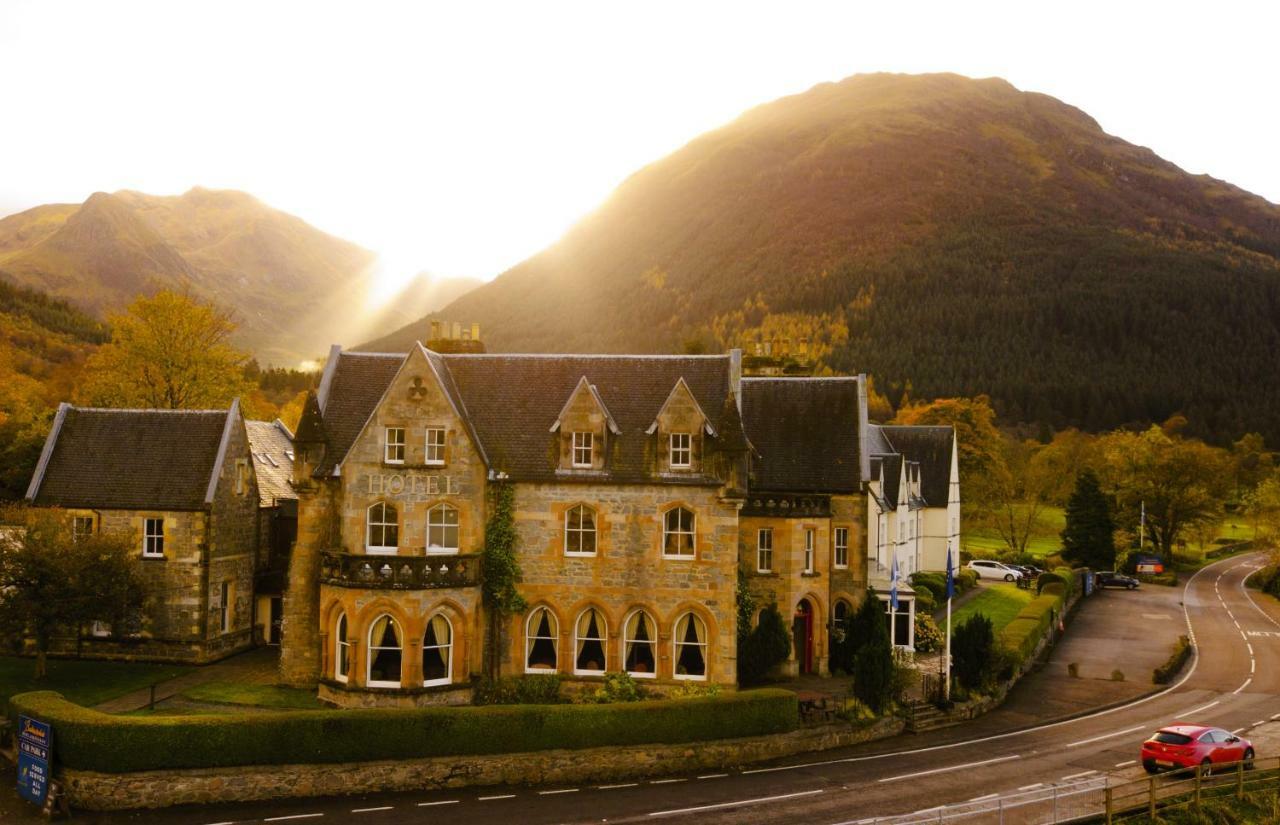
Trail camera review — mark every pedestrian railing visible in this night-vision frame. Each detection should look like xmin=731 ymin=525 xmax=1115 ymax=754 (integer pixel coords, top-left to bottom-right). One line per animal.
xmin=1105 ymin=757 xmax=1280 ymax=823
xmin=848 ymin=776 xmax=1106 ymax=824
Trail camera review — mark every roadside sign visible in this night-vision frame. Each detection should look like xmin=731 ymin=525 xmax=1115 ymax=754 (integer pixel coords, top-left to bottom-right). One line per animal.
xmin=16 ymin=715 xmax=52 ymax=805
xmin=1135 ymin=554 xmax=1164 ymax=574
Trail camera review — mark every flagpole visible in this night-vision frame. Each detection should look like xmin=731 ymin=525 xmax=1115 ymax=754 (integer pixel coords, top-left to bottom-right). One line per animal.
xmin=944 ymin=539 xmax=953 ymax=703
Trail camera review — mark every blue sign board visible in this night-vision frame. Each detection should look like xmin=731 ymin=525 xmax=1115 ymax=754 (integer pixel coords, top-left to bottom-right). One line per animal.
xmin=17 ymin=715 xmax=52 ymax=805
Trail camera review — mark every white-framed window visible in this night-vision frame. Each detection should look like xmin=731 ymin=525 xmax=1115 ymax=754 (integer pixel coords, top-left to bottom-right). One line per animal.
xmin=72 ymin=515 xmax=95 ymax=541
xmin=673 ymin=611 xmax=708 ymax=680
xmin=384 ymin=427 xmax=406 ymax=464
xmin=219 ymin=581 xmax=231 ymax=633
xmin=142 ymin=518 xmax=165 ymax=558
xmin=90 ymin=620 xmax=111 ymax=638
xmin=662 ymin=506 xmax=695 ymax=558
xmin=669 ymin=432 xmax=691 ymax=468
xmin=756 ymin=528 xmax=773 ymax=572
xmin=623 ymin=609 xmax=657 ymax=678
xmin=234 ymin=458 xmax=250 ymax=495
xmin=426 ymin=504 xmax=460 ymax=554
xmin=367 ymin=614 xmax=403 ymax=688
xmin=422 ymin=614 xmax=453 ymax=687
xmin=574 ymin=607 xmax=607 ymax=675
xmin=425 ymin=427 xmax=446 ymax=466
xmin=834 ymin=527 xmax=849 ymax=569
xmin=572 ymin=431 xmax=594 ymax=467
xmin=525 ymin=606 xmax=559 ymax=672
xmin=804 ymin=528 xmax=815 ymax=573
xmin=365 ymin=502 xmax=399 ymax=554
xmin=335 ymin=613 xmax=351 ymax=683
xmin=564 ymin=504 xmax=597 ymax=556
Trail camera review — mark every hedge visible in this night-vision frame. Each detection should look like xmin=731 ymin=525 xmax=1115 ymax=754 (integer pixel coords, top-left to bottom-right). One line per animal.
xmin=998 ymin=587 xmax=1067 ymax=664
xmin=10 ymin=688 xmax=797 ymax=774
xmin=1153 ymin=636 xmax=1193 ymax=684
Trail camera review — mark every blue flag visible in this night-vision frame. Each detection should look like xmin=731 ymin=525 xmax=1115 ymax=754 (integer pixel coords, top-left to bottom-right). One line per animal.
xmin=890 ymin=553 xmax=900 ymax=612
xmin=945 ymin=543 xmax=955 ymax=601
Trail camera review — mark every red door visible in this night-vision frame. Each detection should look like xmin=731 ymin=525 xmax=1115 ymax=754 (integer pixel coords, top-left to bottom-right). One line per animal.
xmin=795 ymin=601 xmax=814 ymax=673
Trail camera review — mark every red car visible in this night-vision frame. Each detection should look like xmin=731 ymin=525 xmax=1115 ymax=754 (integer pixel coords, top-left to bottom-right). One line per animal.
xmin=1141 ymin=725 xmax=1255 ymax=773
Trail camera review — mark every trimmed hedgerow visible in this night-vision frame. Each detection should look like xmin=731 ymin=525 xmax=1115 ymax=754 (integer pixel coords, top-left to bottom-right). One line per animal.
xmin=11 ymin=688 xmax=797 ymax=774
xmin=1153 ymin=635 xmax=1193 ymax=685
xmin=998 ymin=587 xmax=1067 ymax=664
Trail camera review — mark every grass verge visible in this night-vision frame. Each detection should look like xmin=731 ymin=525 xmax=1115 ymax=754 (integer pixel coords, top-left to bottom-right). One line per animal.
xmin=0 ymin=656 xmax=188 ymax=715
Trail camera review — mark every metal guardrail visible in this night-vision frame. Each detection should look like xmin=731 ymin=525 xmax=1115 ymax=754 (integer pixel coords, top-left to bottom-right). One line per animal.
xmin=847 ymin=777 xmax=1106 ymax=824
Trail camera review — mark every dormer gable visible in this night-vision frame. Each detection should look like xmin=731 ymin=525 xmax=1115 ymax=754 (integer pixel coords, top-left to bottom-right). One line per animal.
xmin=550 ymin=376 xmax=619 ymax=471
xmin=645 ymin=377 xmax=714 ymax=473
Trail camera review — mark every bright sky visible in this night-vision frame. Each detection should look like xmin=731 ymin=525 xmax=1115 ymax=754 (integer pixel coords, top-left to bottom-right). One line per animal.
xmin=2 ymin=1 xmax=1277 ymax=297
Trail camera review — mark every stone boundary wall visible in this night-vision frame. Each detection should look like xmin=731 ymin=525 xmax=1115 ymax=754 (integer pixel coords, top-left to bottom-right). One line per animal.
xmin=56 ymin=717 xmax=904 ymax=810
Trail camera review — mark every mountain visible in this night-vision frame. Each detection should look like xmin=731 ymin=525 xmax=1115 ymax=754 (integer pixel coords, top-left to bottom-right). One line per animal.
xmin=366 ymin=72 xmax=1280 ymax=444
xmin=0 ymin=188 xmax=477 ymax=365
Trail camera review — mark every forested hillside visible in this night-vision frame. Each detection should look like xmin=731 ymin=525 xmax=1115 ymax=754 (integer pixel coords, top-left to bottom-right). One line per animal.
xmin=367 ymin=73 xmax=1280 ymax=444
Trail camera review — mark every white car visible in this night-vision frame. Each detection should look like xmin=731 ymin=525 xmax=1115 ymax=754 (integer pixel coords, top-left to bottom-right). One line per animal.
xmin=966 ymin=560 xmax=1023 ymax=582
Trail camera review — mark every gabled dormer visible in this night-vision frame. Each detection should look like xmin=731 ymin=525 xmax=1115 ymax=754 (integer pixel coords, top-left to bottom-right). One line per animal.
xmin=550 ymin=376 xmax=619 ymax=472
xmin=646 ymin=377 xmax=716 ymax=474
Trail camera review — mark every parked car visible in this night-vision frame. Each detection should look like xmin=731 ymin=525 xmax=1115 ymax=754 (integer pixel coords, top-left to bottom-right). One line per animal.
xmin=1141 ymin=725 xmax=1254 ymax=774
xmin=966 ymin=560 xmax=1023 ymax=582
xmin=1095 ymin=571 xmax=1140 ymax=590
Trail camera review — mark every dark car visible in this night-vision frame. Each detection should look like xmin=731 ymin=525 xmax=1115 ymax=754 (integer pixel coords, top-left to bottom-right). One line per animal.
xmin=1095 ymin=571 xmax=1140 ymax=590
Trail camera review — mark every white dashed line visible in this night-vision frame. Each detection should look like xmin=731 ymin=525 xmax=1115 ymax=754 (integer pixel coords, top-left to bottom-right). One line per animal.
xmin=1067 ymin=725 xmax=1145 ymax=748
xmin=598 ymin=783 xmax=639 ymax=790
xmin=416 ymin=800 xmax=459 ymax=807
xmin=538 ymin=788 xmax=579 ymax=795
xmin=1247 ymin=644 xmax=1254 ymax=655
xmin=1115 ymin=760 xmax=1137 ymax=768
xmin=1018 ymin=783 xmax=1044 ymax=791
xmin=651 ymin=778 xmax=687 ymax=784
xmin=1178 ymin=701 xmax=1219 ymax=717
xmin=1061 ymin=770 xmax=1099 ymax=781
xmin=879 ymin=754 xmax=1020 ymax=783
xmin=969 ymin=793 xmax=999 ymax=801
xmin=1235 ymin=678 xmax=1253 ymax=694
xmin=265 ymin=816 xmax=323 ymax=823
xmin=478 ymin=794 xmax=516 ymax=801
xmin=1252 ymin=660 xmax=1257 ymax=673
xmin=1253 ymin=721 xmax=1266 ymax=727
xmin=697 ymin=773 xmax=729 ymax=779
xmin=648 ymin=789 xmax=823 ymax=817
xmin=1232 ymin=728 xmax=1246 ymax=735
xmin=350 ymin=807 xmax=392 ymax=813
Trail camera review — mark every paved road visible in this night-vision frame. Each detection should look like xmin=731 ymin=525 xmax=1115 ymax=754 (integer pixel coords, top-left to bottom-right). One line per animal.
xmin=31 ymin=554 xmax=1280 ymax=824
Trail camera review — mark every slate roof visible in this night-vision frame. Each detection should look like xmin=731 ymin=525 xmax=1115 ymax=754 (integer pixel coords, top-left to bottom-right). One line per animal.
xmin=739 ymin=378 xmax=861 ymax=493
xmin=246 ymin=419 xmax=296 ymax=507
xmin=441 ymin=353 xmax=735 ymax=484
xmin=27 ymin=405 xmax=232 ymax=511
xmin=879 ymin=452 xmax=903 ymax=507
xmin=314 ymin=352 xmax=403 ymax=476
xmin=879 ymin=426 xmax=955 ymax=507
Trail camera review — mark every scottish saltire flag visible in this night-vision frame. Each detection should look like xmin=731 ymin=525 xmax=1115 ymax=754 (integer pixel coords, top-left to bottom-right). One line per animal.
xmin=890 ymin=552 xmax=900 ymax=612
xmin=945 ymin=543 xmax=955 ymax=601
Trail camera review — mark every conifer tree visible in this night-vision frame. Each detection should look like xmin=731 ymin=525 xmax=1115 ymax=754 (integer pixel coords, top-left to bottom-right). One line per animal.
xmin=1061 ymin=469 xmax=1116 ymax=570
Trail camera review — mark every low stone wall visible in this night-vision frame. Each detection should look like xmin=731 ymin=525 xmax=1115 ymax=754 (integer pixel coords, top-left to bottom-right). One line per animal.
xmin=59 ymin=717 xmax=903 ymax=810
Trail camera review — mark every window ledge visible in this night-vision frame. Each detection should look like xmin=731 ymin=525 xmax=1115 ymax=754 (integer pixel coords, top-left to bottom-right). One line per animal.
xmin=140 ymin=555 xmax=166 ymax=562
xmin=801 ymin=571 xmax=822 ymax=578
xmin=661 ymin=555 xmax=696 ymax=562
xmin=564 ymin=552 xmax=597 ymax=559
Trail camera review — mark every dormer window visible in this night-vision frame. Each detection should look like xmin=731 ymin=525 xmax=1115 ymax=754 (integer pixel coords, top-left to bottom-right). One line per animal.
xmin=425 ymin=427 xmax=446 ymax=466
xmin=384 ymin=427 xmax=406 ymax=464
xmin=670 ymin=433 xmax=692 ymax=468
xmin=572 ymin=431 xmax=593 ymax=468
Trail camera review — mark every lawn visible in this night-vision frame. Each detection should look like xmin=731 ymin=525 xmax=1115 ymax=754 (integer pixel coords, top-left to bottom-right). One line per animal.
xmin=180 ymin=681 xmax=326 ymax=710
xmin=0 ymin=656 xmax=189 ymax=714
xmin=947 ymin=583 xmax=1034 ymax=634
xmin=963 ymin=506 xmax=1065 ymax=559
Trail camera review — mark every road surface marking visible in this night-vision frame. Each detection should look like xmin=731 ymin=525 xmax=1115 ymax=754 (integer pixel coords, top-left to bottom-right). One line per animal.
xmin=598 ymin=783 xmax=639 ymax=790
xmin=1115 ymin=760 xmax=1137 ymax=768
xmin=969 ymin=793 xmax=999 ymax=801
xmin=647 ymin=789 xmax=823 ymax=817
xmin=478 ymin=794 xmax=516 ymax=801
xmin=1018 ymin=783 xmax=1044 ymax=791
xmin=1067 ymin=725 xmax=1145 ymax=748
xmin=538 ymin=788 xmax=579 ymax=795
xmin=879 ymin=754 xmax=1019 ymax=783
xmin=697 ymin=773 xmax=728 ymax=779
xmin=650 ymin=778 xmax=687 ymax=784
xmin=1271 ymin=713 xmax=1280 ymax=720
xmin=416 ymin=800 xmax=459 ymax=807
xmin=1253 ymin=720 xmax=1266 ymax=727
xmin=1232 ymin=728 xmax=1245 ymax=735
xmin=1177 ymin=701 xmax=1219 ymax=717
xmin=265 ymin=816 xmax=323 ymax=822
xmin=1235 ymin=678 xmax=1252 ymax=694
xmin=350 ymin=807 xmax=392 ymax=813
xmin=1252 ymin=660 xmax=1256 ymax=673
xmin=1247 ymin=644 xmax=1254 ymax=655
xmin=1061 ymin=770 xmax=1098 ymax=781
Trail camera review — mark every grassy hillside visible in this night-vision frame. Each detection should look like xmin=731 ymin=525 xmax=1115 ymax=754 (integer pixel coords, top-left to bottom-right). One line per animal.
xmin=368 ymin=73 xmax=1280 ymax=444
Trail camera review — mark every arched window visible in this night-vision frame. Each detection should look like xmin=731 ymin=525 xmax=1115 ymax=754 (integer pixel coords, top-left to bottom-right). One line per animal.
xmin=574 ymin=607 xmax=606 ymax=674
xmin=564 ymin=505 xmax=597 ymax=556
xmin=673 ymin=611 xmax=707 ymax=680
xmin=662 ymin=507 xmax=695 ymax=558
xmin=334 ymin=613 xmax=350 ymax=684
xmin=623 ymin=609 xmax=656 ymax=678
xmin=525 ymin=607 xmax=558 ymax=673
xmin=426 ymin=504 xmax=460 ymax=554
xmin=422 ymin=614 xmax=453 ymax=687
xmin=367 ymin=614 xmax=402 ymax=688
xmin=366 ymin=502 xmax=399 ymax=554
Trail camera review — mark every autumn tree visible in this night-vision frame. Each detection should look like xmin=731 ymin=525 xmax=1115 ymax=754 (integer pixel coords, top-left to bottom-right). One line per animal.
xmin=0 ymin=509 xmax=148 ymax=678
xmin=79 ymin=291 xmax=252 ymax=409
xmin=1096 ymin=427 xmax=1229 ymax=563
xmin=985 ymin=435 xmax=1054 ymax=555
xmin=893 ymin=396 xmax=1007 ymax=519
xmin=1243 ymin=473 xmax=1280 ymax=546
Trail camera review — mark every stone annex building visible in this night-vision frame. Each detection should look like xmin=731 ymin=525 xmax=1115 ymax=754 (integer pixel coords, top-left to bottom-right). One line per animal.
xmin=24 ymin=340 xmax=959 ymax=704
